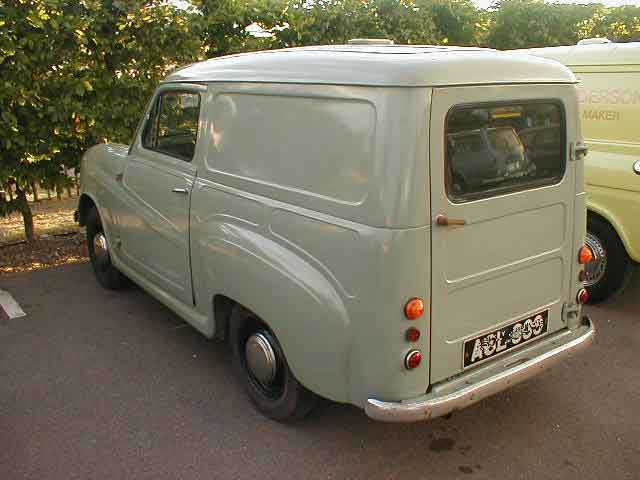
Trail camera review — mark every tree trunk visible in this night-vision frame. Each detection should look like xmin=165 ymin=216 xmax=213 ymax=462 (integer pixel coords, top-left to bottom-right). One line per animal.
xmin=63 ymin=165 xmax=72 ymax=198
xmin=75 ymin=171 xmax=80 ymax=196
xmin=30 ymin=179 xmax=39 ymax=202
xmin=56 ymin=182 xmax=62 ymax=200
xmin=15 ymin=186 xmax=35 ymax=243
xmin=6 ymin=183 xmax=14 ymax=202
xmin=47 ymin=188 xmax=52 ymax=200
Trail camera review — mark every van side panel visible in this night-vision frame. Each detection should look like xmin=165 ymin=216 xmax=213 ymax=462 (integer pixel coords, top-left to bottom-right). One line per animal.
xmin=575 ymin=70 xmax=640 ymax=146
xmin=574 ymin=68 xmax=640 ymax=262
xmin=198 ymin=83 xmax=430 ymax=229
xmin=189 ymin=83 xmax=432 ymax=405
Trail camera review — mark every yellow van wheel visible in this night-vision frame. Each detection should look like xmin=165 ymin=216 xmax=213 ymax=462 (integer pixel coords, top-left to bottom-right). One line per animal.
xmin=585 ymin=215 xmax=631 ymax=303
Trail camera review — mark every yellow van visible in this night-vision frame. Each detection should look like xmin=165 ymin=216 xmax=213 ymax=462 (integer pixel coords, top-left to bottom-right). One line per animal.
xmin=516 ymin=40 xmax=640 ymax=302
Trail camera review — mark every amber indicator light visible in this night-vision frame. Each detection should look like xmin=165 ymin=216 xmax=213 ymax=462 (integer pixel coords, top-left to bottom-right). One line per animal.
xmin=578 ymin=245 xmax=594 ymax=264
xmin=404 ymin=298 xmax=425 ymax=320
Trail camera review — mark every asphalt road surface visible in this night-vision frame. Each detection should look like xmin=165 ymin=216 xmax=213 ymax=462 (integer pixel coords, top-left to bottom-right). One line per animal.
xmin=1 ymin=263 xmax=639 ymax=479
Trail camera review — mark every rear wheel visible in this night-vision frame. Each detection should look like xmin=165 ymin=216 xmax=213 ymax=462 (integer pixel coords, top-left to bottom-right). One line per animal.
xmin=230 ymin=310 xmax=317 ymax=422
xmin=86 ymin=206 xmax=129 ymax=290
xmin=584 ymin=215 xmax=630 ymax=303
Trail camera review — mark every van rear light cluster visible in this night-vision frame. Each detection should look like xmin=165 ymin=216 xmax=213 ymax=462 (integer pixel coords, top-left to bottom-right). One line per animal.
xmin=403 ymin=298 xmax=425 ymax=369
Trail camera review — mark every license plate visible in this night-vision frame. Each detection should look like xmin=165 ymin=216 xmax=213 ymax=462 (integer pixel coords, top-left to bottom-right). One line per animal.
xmin=463 ymin=309 xmax=549 ymax=368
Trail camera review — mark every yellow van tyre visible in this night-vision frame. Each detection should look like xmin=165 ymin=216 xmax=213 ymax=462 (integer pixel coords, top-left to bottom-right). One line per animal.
xmin=230 ymin=309 xmax=317 ymax=422
xmin=585 ymin=215 xmax=631 ymax=303
xmin=86 ymin=207 xmax=130 ymax=290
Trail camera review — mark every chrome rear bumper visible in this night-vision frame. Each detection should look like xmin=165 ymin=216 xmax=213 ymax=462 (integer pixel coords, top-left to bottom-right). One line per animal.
xmin=365 ymin=316 xmax=595 ymax=422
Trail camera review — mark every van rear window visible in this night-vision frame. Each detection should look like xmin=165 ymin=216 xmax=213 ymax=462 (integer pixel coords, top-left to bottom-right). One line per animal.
xmin=445 ymin=101 xmax=566 ymax=202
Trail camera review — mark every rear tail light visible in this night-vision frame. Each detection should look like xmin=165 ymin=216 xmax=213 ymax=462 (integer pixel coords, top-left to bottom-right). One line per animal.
xmin=577 ymin=288 xmax=589 ymax=304
xmin=405 ymin=327 xmax=421 ymax=342
xmin=404 ymin=298 xmax=425 ymax=320
xmin=578 ymin=245 xmax=594 ymax=264
xmin=404 ymin=350 xmax=422 ymax=370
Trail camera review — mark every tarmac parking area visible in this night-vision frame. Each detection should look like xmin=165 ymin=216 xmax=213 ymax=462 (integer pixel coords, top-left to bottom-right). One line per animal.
xmin=1 ymin=263 xmax=639 ymax=479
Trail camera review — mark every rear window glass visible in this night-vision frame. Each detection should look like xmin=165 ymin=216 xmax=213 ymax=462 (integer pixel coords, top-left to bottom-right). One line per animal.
xmin=446 ymin=101 xmax=566 ymax=202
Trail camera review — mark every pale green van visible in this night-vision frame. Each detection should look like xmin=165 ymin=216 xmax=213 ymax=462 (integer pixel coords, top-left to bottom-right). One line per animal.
xmin=515 ymin=39 xmax=640 ymax=302
xmin=77 ymin=43 xmax=594 ymax=422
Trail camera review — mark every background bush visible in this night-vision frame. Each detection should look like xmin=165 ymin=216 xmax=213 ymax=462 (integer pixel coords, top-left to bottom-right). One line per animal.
xmin=1 ymin=0 xmax=639 ymax=240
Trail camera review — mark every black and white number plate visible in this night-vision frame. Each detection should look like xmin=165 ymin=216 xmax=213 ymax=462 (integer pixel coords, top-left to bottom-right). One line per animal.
xmin=463 ymin=310 xmax=549 ymax=368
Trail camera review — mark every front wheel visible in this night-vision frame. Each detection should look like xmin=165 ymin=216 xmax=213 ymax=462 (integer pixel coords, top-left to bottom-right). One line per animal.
xmin=230 ymin=312 xmax=317 ymax=422
xmin=86 ymin=206 xmax=129 ymax=290
xmin=584 ymin=215 xmax=631 ymax=303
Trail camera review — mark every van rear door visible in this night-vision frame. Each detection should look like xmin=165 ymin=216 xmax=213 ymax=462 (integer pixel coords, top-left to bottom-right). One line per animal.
xmin=429 ymin=84 xmax=581 ymax=383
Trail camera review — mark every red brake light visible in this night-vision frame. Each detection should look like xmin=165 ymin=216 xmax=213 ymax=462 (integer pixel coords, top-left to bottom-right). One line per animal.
xmin=404 ymin=350 xmax=422 ymax=370
xmin=578 ymin=245 xmax=594 ymax=264
xmin=404 ymin=298 xmax=425 ymax=320
xmin=577 ymin=288 xmax=589 ymax=304
xmin=405 ymin=327 xmax=421 ymax=342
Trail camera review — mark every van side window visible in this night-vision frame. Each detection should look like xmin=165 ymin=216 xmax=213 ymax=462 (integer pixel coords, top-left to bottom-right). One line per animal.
xmin=445 ymin=101 xmax=566 ymax=202
xmin=141 ymin=91 xmax=201 ymax=162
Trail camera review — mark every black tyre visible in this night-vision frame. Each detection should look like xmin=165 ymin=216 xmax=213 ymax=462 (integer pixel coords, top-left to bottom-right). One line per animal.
xmin=584 ymin=214 xmax=631 ymax=303
xmin=230 ymin=309 xmax=317 ymax=422
xmin=86 ymin=206 xmax=129 ymax=290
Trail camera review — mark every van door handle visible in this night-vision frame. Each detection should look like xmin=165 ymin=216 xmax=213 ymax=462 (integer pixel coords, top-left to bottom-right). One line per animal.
xmin=172 ymin=187 xmax=189 ymax=194
xmin=435 ymin=214 xmax=466 ymax=227
xmin=574 ymin=144 xmax=588 ymax=159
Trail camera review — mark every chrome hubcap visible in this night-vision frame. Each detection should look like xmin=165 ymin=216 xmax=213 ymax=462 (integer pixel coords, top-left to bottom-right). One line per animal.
xmin=245 ymin=332 xmax=277 ymax=386
xmin=584 ymin=232 xmax=607 ymax=287
xmin=93 ymin=233 xmax=109 ymax=260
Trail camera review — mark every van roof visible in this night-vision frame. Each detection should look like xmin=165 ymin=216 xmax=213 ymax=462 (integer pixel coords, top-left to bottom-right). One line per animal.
xmin=162 ymin=44 xmax=575 ymax=87
xmin=513 ymin=41 xmax=640 ymax=67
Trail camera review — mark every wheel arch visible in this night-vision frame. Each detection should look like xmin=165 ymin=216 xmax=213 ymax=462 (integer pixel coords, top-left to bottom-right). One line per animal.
xmin=77 ymin=193 xmax=97 ymax=227
xmin=587 ymin=205 xmax=633 ymax=261
xmin=199 ymin=231 xmax=353 ymax=403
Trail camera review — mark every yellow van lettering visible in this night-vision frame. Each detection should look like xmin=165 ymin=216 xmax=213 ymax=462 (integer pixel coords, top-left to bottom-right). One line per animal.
xmin=580 ymin=89 xmax=640 ymax=105
xmin=583 ymin=109 xmax=620 ymax=121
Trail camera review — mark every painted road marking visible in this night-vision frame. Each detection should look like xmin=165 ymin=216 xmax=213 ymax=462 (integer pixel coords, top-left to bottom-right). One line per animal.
xmin=0 ymin=290 xmax=26 ymax=319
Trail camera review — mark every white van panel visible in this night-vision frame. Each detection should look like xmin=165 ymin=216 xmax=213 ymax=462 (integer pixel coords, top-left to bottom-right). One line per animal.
xmin=208 ymin=93 xmax=376 ymax=204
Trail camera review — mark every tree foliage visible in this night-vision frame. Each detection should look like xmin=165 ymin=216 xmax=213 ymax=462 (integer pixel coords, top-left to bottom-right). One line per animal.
xmin=1 ymin=0 xmax=639 ymax=241
xmin=486 ymin=0 xmax=599 ymax=49
xmin=577 ymin=5 xmax=640 ymax=43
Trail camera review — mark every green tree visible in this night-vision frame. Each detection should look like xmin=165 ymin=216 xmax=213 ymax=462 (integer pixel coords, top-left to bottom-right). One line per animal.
xmin=486 ymin=0 xmax=598 ymax=49
xmin=0 ymin=0 xmax=87 ymax=241
xmin=0 ymin=0 xmax=203 ymax=241
xmin=578 ymin=5 xmax=640 ymax=43
xmin=423 ymin=0 xmax=484 ymax=46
